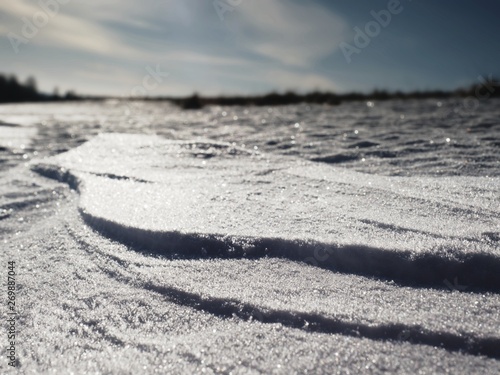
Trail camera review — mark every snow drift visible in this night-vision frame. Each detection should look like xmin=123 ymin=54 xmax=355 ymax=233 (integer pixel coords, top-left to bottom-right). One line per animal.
xmin=32 ymin=133 xmax=500 ymax=292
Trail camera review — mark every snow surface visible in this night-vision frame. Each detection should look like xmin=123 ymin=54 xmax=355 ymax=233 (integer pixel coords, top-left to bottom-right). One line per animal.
xmin=1 ymin=100 xmax=500 ymax=374
xmin=33 ymin=133 xmax=500 ymax=291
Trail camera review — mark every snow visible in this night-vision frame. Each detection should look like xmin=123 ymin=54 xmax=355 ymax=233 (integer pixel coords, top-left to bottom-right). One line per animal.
xmin=32 ymin=133 xmax=500 ymax=292
xmin=1 ymin=100 xmax=500 ymax=373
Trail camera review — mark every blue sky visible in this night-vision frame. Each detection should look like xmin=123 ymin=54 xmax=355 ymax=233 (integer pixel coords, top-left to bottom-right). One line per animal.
xmin=1 ymin=0 xmax=499 ymax=96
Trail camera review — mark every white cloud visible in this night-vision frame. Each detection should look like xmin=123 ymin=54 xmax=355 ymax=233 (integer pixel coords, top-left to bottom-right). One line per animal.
xmin=0 ymin=0 xmax=144 ymax=58
xmin=0 ymin=0 xmax=344 ymax=95
xmin=164 ymin=51 xmax=252 ymax=67
xmin=233 ymin=0 xmax=348 ymax=67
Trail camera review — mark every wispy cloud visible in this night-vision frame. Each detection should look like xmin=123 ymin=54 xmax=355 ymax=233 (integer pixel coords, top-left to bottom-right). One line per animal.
xmin=0 ymin=0 xmax=143 ymax=58
xmin=233 ymin=0 xmax=348 ymax=67
xmin=0 ymin=0 xmax=345 ymax=95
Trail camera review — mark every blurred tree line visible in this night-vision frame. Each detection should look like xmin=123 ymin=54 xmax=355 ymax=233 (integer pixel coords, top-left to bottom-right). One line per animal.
xmin=1 ymin=72 xmax=498 ymax=107
xmin=169 ymin=78 xmax=500 ymax=109
xmin=0 ymin=73 xmax=79 ymax=103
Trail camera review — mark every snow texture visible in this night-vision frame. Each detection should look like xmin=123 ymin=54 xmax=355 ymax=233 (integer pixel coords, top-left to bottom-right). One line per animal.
xmin=32 ymin=133 xmax=500 ymax=293
xmin=1 ymin=100 xmax=500 ymax=373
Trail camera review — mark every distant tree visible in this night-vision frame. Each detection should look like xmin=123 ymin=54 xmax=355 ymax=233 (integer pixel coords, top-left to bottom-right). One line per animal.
xmin=25 ymin=76 xmax=37 ymax=91
xmin=64 ymin=90 xmax=78 ymax=100
xmin=0 ymin=74 xmax=43 ymax=103
xmin=181 ymin=93 xmax=203 ymax=109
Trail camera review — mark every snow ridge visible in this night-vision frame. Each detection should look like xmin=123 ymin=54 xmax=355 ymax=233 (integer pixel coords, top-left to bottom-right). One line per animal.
xmin=146 ymin=282 xmax=500 ymax=359
xmin=79 ymin=208 xmax=500 ymax=292
xmin=30 ymin=133 xmax=500 ymax=293
xmin=65 ymin=224 xmax=500 ymax=360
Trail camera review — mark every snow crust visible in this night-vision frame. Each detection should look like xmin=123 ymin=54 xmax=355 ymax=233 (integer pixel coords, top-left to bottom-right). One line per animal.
xmin=3 ymin=167 xmax=500 ymax=374
xmin=33 ymin=133 xmax=500 ymax=292
xmin=2 ymin=100 xmax=500 ymax=373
